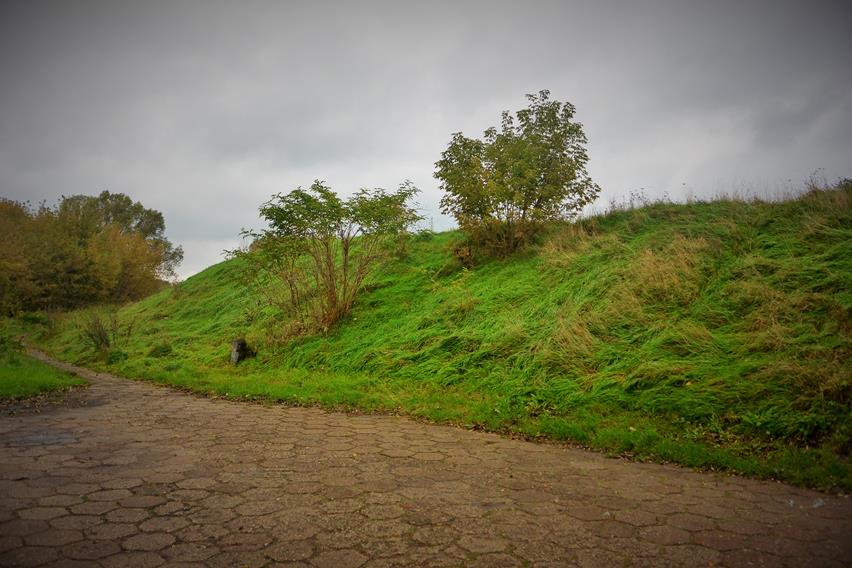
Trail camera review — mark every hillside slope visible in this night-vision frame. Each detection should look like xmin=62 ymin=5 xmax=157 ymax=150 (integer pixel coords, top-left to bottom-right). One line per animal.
xmin=35 ymin=183 xmax=851 ymax=489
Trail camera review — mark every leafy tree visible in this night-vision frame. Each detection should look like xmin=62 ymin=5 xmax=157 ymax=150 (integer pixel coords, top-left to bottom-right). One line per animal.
xmin=435 ymin=90 xmax=600 ymax=255
xmin=237 ymin=180 xmax=421 ymax=335
xmin=0 ymin=192 xmax=183 ymax=314
xmin=0 ymin=200 xmax=38 ymax=313
xmin=57 ymin=191 xmax=183 ymax=278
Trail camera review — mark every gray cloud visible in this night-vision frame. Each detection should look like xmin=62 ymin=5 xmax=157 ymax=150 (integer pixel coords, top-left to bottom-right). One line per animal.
xmin=2 ymin=0 xmax=850 ymax=278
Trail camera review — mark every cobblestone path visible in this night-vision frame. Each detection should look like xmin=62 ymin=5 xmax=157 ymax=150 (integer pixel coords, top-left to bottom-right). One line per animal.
xmin=0 ymin=350 xmax=849 ymax=567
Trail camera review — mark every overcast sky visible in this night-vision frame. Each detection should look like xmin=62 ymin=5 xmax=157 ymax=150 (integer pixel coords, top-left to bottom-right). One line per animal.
xmin=2 ymin=1 xmax=850 ymax=278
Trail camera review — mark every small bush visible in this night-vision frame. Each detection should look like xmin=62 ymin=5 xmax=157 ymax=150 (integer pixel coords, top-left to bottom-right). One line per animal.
xmin=451 ymin=243 xmax=475 ymax=269
xmin=19 ymin=312 xmax=51 ymax=327
xmin=77 ymin=311 xmax=134 ymax=354
xmin=0 ymin=333 xmax=23 ymax=364
xmin=415 ymin=228 xmax=436 ymax=241
xmin=106 ymin=350 xmax=129 ymax=365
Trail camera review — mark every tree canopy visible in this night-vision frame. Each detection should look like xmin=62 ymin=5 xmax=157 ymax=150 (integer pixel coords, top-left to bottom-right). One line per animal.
xmin=0 ymin=191 xmax=182 ymax=314
xmin=435 ymin=90 xmax=600 ymax=254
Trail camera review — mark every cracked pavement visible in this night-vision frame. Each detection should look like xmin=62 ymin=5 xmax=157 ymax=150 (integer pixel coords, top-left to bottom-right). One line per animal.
xmin=0 ymin=350 xmax=849 ymax=567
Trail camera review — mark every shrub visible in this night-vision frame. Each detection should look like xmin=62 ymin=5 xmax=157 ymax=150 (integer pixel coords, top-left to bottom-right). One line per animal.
xmin=77 ymin=311 xmax=134 ymax=354
xmin=106 ymin=350 xmax=129 ymax=365
xmin=0 ymin=333 xmax=23 ymax=364
xmin=435 ymin=90 xmax=599 ymax=256
xmin=235 ymin=180 xmax=421 ymax=335
xmin=19 ymin=312 xmax=51 ymax=327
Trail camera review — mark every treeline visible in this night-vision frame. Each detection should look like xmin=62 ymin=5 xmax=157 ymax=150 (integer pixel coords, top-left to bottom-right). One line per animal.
xmin=0 ymin=191 xmax=182 ymax=315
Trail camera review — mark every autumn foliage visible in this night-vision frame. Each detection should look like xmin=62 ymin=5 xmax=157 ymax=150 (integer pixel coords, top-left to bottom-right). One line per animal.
xmin=0 ymin=191 xmax=182 ymax=314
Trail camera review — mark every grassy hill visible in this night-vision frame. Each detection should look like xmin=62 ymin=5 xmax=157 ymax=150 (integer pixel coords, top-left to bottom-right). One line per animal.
xmin=27 ymin=183 xmax=851 ymax=489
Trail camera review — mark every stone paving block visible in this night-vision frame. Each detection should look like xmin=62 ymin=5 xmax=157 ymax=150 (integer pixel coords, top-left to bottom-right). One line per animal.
xmin=638 ymin=524 xmax=692 ymax=546
xmin=0 ymin=545 xmax=59 ymax=567
xmin=0 ymin=518 xmax=48 ymax=537
xmin=122 ymin=532 xmax=175 ymax=551
xmin=62 ymin=538 xmax=123 ymax=560
xmin=38 ymin=494 xmax=82 ymax=507
xmin=88 ymin=489 xmax=133 ymax=502
xmin=23 ymin=528 xmax=83 ymax=546
xmin=69 ymin=501 xmax=118 ymax=515
xmin=99 ymin=551 xmax=165 ymax=568
xmin=16 ymin=506 xmax=67 ymax=520
xmin=311 ymin=549 xmax=368 ymax=568
xmin=85 ymin=521 xmax=138 ymax=540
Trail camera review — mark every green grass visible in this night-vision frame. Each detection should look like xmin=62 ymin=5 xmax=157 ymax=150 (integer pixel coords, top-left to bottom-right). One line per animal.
xmin=0 ymin=335 xmax=85 ymax=398
xmin=25 ymin=181 xmax=852 ymax=490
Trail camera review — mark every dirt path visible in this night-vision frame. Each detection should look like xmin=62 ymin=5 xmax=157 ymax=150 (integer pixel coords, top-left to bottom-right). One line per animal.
xmin=0 ymin=351 xmax=849 ymax=567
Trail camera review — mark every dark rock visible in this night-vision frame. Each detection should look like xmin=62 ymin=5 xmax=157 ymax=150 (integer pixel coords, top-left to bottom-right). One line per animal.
xmin=230 ymin=338 xmax=254 ymax=364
